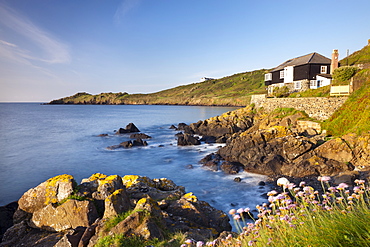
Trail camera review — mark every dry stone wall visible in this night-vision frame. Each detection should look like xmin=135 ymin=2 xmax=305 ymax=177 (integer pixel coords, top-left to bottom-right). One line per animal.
xmin=251 ymin=94 xmax=347 ymax=120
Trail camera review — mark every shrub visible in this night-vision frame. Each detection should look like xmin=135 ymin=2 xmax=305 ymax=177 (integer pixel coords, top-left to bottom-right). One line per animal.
xmin=332 ymin=66 xmax=360 ymax=82
xmin=272 ymin=86 xmax=290 ymax=98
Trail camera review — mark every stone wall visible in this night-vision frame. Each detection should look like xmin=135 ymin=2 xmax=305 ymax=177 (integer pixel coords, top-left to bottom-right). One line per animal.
xmin=251 ymin=94 xmax=348 ymax=120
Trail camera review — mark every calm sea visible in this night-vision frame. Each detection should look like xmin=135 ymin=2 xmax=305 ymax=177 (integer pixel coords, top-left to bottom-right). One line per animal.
xmin=0 ymin=103 xmax=269 ymax=218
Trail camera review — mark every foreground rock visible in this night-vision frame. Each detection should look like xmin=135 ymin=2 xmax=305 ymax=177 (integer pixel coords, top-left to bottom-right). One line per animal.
xmin=1 ymin=173 xmax=231 ymax=246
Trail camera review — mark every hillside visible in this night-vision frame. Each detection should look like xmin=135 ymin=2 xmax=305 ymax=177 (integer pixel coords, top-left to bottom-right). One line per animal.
xmin=49 ymin=69 xmax=268 ymax=106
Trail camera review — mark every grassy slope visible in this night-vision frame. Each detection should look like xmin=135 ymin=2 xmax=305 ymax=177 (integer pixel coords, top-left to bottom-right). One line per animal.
xmin=49 ymin=69 xmax=268 ymax=106
xmin=322 ymin=44 xmax=370 ymax=136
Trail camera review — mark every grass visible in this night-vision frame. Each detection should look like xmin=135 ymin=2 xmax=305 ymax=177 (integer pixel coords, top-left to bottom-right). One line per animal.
xmin=288 ymin=85 xmax=331 ymax=98
xmin=321 ymin=69 xmax=370 ymax=136
xmin=183 ymin=178 xmax=370 ymax=247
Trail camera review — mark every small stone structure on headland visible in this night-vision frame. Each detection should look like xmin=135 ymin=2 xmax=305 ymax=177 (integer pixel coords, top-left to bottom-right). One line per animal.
xmin=251 ymin=94 xmax=348 ymax=120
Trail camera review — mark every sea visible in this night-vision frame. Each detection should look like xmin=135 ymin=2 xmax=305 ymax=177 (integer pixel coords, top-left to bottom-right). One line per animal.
xmin=0 ymin=103 xmax=270 ymax=222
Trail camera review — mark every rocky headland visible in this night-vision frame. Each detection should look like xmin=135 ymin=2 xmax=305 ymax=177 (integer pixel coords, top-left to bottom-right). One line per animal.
xmin=176 ymin=105 xmax=370 ymax=185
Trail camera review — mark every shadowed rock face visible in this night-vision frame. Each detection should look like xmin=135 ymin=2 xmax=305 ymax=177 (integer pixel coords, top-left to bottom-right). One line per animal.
xmin=1 ymin=173 xmax=232 ymax=246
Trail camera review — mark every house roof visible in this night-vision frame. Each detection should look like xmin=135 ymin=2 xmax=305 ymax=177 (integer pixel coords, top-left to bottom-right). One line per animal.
xmin=270 ymin=52 xmax=331 ymax=72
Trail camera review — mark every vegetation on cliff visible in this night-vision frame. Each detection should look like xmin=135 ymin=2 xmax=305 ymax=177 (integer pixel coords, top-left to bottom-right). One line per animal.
xmin=322 ymin=69 xmax=370 ymax=136
xmin=49 ymin=69 xmax=268 ymax=106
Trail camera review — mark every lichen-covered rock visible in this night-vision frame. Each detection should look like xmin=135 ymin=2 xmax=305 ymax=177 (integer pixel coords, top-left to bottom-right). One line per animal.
xmin=110 ymin=198 xmax=166 ymax=240
xmin=54 ymin=226 xmax=86 ymax=247
xmin=315 ymin=137 xmax=353 ymax=163
xmin=80 ymin=173 xmax=125 ymax=200
xmin=18 ymin=174 xmax=75 ymax=213
xmin=30 ymin=199 xmax=98 ymax=232
xmin=103 ymin=188 xmax=131 ymax=219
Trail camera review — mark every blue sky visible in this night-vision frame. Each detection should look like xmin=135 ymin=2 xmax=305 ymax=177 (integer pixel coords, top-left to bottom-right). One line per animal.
xmin=0 ymin=0 xmax=369 ymax=102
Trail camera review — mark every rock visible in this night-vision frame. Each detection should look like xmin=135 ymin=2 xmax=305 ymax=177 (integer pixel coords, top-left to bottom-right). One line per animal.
xmin=54 ymin=226 xmax=86 ymax=247
xmin=116 ymin=123 xmax=140 ymax=134
xmin=315 ymin=137 xmax=353 ymax=163
xmin=103 ymin=188 xmax=131 ymax=219
xmin=202 ymin=160 xmax=219 ymax=171
xmin=130 ymin=133 xmax=152 ymax=139
xmin=132 ymin=138 xmax=148 ymax=147
xmin=110 ymin=198 xmax=166 ymax=240
xmin=258 ymin=181 xmax=266 ymax=186
xmin=97 ymin=134 xmax=108 ymax=137
xmin=78 ymin=221 xmax=99 ymax=247
xmin=169 ymin=125 xmax=177 ymax=129
xmin=18 ymin=174 xmax=75 ymax=214
xmin=333 ymin=171 xmax=359 ymax=186
xmin=234 ymin=177 xmax=242 ymax=182
xmin=177 ymin=133 xmax=200 ymax=146
xmin=0 ymin=201 xmax=18 ymax=241
xmin=30 ymin=199 xmax=99 ymax=232
xmin=1 ymin=221 xmax=64 ymax=247
xmin=220 ymin=161 xmax=243 ymax=174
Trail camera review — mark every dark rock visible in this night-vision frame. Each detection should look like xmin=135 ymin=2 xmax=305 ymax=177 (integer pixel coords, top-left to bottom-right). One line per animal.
xmin=120 ymin=141 xmax=133 ymax=148
xmin=185 ymin=164 xmax=194 ymax=169
xmin=97 ymin=134 xmax=108 ymax=137
xmin=169 ymin=125 xmax=177 ymax=129
xmin=220 ymin=161 xmax=243 ymax=174
xmin=202 ymin=160 xmax=219 ymax=171
xmin=234 ymin=177 xmax=242 ymax=182
xmin=177 ymin=123 xmax=194 ymax=134
xmin=55 ymin=226 xmax=86 ymax=247
xmin=130 ymin=133 xmax=152 ymax=139
xmin=116 ymin=123 xmax=140 ymax=134
xmin=258 ymin=181 xmax=266 ymax=186
xmin=132 ymin=139 xmax=148 ymax=147
xmin=0 ymin=201 xmax=18 ymax=242
xmin=177 ymin=133 xmax=200 ymax=146
xmin=1 ymin=221 xmax=64 ymax=247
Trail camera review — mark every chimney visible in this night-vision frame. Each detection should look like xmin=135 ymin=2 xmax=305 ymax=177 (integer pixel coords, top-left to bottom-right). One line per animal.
xmin=331 ymin=49 xmax=339 ymax=73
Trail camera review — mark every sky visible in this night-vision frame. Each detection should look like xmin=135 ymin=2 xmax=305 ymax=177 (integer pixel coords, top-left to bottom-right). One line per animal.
xmin=0 ymin=0 xmax=369 ymax=102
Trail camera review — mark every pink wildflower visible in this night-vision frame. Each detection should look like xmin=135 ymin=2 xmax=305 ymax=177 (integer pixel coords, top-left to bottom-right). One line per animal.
xmin=233 ymin=215 xmax=241 ymax=220
xmin=318 ymin=176 xmax=331 ymax=182
xmin=185 ymin=239 xmax=193 ymax=245
xmin=244 ymin=207 xmax=250 ymax=213
xmin=299 ymin=181 xmax=306 ymax=187
xmin=196 ymin=241 xmax=204 ymax=247
xmin=237 ymin=208 xmax=244 ymax=214
xmin=337 ymin=183 xmax=349 ymax=190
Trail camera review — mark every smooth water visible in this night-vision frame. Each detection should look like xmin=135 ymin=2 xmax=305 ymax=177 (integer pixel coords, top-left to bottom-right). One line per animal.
xmin=0 ymin=103 xmax=269 ymax=220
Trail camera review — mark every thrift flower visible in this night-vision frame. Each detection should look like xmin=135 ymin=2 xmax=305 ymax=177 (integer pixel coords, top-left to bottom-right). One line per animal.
xmin=277 ymin=177 xmax=290 ymax=187
xmin=196 ymin=241 xmax=204 ymax=247
xmin=318 ymin=176 xmax=331 ymax=182
xmin=229 ymin=209 xmax=236 ymax=215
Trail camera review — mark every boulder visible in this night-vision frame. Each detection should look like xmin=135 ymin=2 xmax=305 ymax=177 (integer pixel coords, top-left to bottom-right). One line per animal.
xmin=132 ymin=138 xmax=148 ymax=147
xmin=116 ymin=123 xmax=140 ymax=134
xmin=0 ymin=201 xmax=18 ymax=241
xmin=0 ymin=220 xmax=64 ymax=247
xmin=177 ymin=133 xmax=200 ymax=146
xmin=31 ymin=199 xmax=99 ymax=232
xmin=18 ymin=174 xmax=75 ymax=214
xmin=54 ymin=226 xmax=86 ymax=247
xmin=110 ymin=198 xmax=166 ymax=240
xmin=315 ymin=137 xmax=353 ymax=163
xmin=220 ymin=161 xmax=243 ymax=174
xmin=103 ymin=188 xmax=131 ymax=219
xmin=129 ymin=133 xmax=152 ymax=139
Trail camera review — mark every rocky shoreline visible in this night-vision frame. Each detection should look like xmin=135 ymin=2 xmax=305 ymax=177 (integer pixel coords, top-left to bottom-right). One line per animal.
xmin=1 ymin=105 xmax=369 ymax=246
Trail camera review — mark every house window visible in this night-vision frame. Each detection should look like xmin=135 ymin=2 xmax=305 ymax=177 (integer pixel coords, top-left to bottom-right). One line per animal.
xmin=265 ymin=73 xmax=272 ymax=81
xmin=280 ymin=70 xmax=284 ymax=79
xmin=321 ymin=66 xmax=327 ymax=74
xmin=295 ymin=81 xmax=301 ymax=90
xmin=310 ymin=80 xmax=316 ymax=88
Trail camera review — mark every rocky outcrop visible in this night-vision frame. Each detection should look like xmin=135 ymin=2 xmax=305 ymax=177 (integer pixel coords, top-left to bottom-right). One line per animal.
xmin=107 ymin=138 xmax=148 ymax=150
xmin=177 ymin=133 xmax=201 ymax=146
xmin=1 ymin=173 xmax=231 ymax=246
xmin=187 ymin=106 xmax=370 ymax=179
xmin=116 ymin=123 xmax=140 ymax=134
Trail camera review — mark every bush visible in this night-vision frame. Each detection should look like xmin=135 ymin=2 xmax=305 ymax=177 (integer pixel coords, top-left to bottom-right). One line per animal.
xmin=332 ymin=66 xmax=360 ymax=82
xmin=272 ymin=86 xmax=290 ymax=98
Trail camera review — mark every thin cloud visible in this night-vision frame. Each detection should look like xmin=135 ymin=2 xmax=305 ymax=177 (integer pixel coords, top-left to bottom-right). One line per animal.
xmin=0 ymin=3 xmax=70 ymax=64
xmin=114 ymin=0 xmax=141 ymax=25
